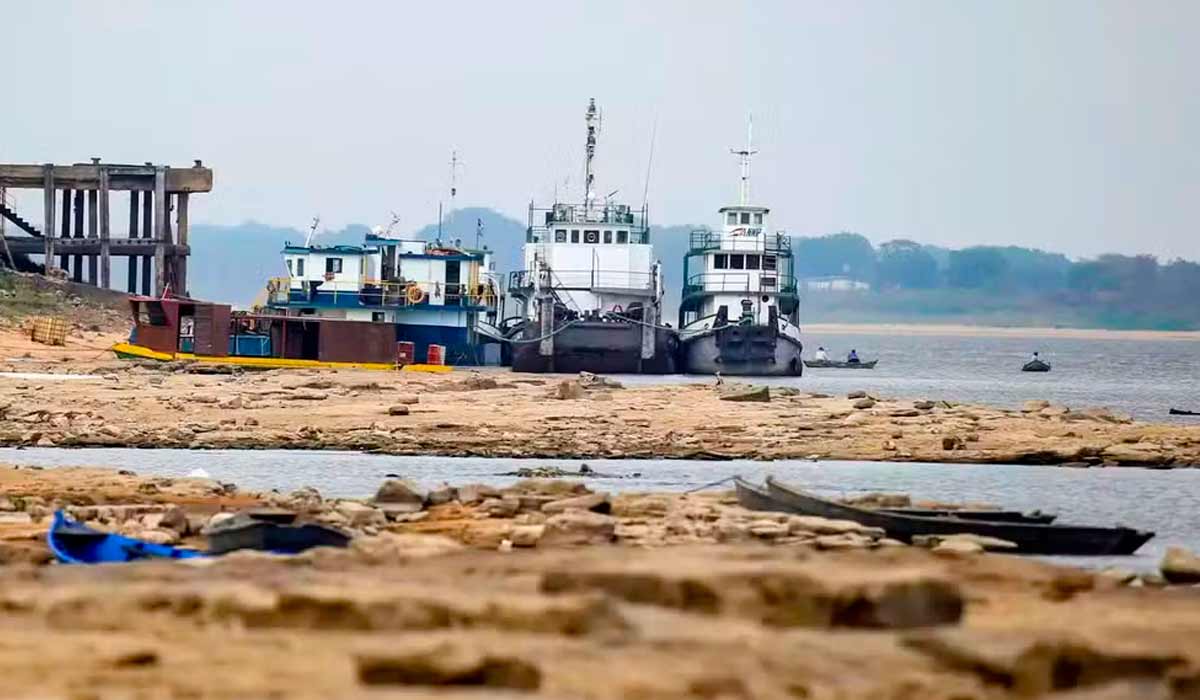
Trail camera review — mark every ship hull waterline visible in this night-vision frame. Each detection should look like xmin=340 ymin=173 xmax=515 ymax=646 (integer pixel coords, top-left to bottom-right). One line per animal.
xmin=509 ymin=320 xmax=678 ymax=374
xmin=680 ymin=325 xmax=803 ymax=377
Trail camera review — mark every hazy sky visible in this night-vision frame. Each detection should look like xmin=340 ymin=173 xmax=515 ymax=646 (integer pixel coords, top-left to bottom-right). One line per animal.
xmin=2 ymin=1 xmax=1196 ymax=260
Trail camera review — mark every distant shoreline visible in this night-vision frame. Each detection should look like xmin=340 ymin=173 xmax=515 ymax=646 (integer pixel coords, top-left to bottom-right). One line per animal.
xmin=803 ymin=322 xmax=1200 ymax=342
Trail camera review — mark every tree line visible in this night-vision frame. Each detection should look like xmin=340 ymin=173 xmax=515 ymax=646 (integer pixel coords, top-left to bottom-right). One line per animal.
xmin=794 ymin=233 xmax=1200 ymax=329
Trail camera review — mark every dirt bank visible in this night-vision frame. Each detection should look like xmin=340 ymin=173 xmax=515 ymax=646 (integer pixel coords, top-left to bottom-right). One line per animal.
xmin=2 ymin=359 xmax=1199 ymax=467
xmin=0 ymin=464 xmax=1198 ymax=698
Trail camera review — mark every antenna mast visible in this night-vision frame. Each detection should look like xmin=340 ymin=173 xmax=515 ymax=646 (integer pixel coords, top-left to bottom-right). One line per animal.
xmin=730 ymin=114 xmax=757 ymax=206
xmin=584 ymin=98 xmax=599 ymax=212
xmin=304 ymin=216 xmax=320 ymax=247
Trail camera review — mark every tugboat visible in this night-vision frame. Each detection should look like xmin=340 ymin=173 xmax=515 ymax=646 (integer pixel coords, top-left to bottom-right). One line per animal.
xmin=506 ymin=99 xmax=677 ymax=373
xmin=677 ymin=124 xmax=802 ymax=375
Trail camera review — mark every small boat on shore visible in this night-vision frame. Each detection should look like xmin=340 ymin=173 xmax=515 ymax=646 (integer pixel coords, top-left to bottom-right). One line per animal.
xmin=204 ymin=511 xmax=351 ymax=555
xmin=1169 ymin=408 xmax=1198 ymax=416
xmin=803 ymin=359 xmax=878 ymax=369
xmin=735 ymin=477 xmax=1154 ymax=556
xmin=1022 ymin=359 xmax=1051 ymax=372
xmin=48 ymin=511 xmax=203 ymax=564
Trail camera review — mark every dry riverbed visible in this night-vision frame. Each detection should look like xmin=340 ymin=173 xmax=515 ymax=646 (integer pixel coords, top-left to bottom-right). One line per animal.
xmin=0 ymin=464 xmax=1199 ymax=698
xmin=2 ymin=356 xmax=1200 ymax=467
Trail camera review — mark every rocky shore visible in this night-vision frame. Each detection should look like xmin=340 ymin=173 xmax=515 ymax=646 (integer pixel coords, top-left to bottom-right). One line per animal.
xmin=0 ymin=463 xmax=1199 ymax=698
xmin=2 ymin=358 xmax=1200 ymax=467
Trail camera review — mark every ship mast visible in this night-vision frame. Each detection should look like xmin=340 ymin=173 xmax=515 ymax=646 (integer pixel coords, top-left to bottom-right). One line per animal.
xmin=584 ymin=98 xmax=599 ymax=213
xmin=730 ymin=115 xmax=757 ymax=206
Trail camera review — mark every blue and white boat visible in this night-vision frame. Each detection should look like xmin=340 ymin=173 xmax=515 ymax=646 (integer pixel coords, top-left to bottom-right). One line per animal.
xmin=266 ymin=226 xmax=504 ymax=365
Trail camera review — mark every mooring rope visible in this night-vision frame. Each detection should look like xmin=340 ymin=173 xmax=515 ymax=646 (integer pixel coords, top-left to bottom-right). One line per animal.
xmin=683 ymin=475 xmax=736 ymax=494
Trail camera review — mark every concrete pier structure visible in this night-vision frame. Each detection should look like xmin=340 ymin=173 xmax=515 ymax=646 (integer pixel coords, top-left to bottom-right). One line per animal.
xmin=0 ymin=160 xmax=213 ymax=296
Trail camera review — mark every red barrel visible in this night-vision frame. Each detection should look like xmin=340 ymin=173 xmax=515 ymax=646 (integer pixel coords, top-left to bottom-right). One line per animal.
xmin=395 ymin=341 xmax=415 ymax=366
xmin=426 ymin=344 xmax=444 ymax=366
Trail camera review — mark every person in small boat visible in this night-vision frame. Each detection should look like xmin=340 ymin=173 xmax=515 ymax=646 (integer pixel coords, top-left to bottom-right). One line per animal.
xmin=847 ymin=349 xmax=860 ymax=364
xmin=1031 ymin=351 xmax=1041 ymax=363
xmin=814 ymin=347 xmax=829 ymax=362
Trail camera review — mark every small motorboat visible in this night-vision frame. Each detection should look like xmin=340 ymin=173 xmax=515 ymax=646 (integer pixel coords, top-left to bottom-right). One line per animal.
xmin=204 ymin=510 xmax=351 ymax=555
xmin=803 ymin=359 xmax=878 ymax=369
xmin=1022 ymin=359 xmax=1051 ymax=372
xmin=751 ymin=477 xmax=1153 ymax=556
xmin=1169 ymin=408 xmax=1199 ymax=416
xmin=47 ymin=511 xmax=203 ymax=564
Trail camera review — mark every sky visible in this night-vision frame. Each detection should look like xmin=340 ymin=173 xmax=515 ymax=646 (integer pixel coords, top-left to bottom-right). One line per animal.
xmin=1 ymin=1 xmax=1197 ymax=260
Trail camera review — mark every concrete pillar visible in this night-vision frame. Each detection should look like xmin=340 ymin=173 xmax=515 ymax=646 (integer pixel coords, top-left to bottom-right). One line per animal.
xmin=87 ymin=189 xmax=98 ymax=285
xmin=176 ymin=192 xmax=189 ymax=295
xmin=72 ymin=189 xmax=84 ymax=283
xmin=42 ymin=165 xmax=55 ymax=272
xmin=59 ymin=188 xmax=71 ymax=272
xmin=99 ymin=168 xmax=110 ymax=289
xmin=127 ymin=191 xmax=139 ymax=293
xmin=153 ymin=167 xmax=167 ymax=295
xmin=140 ymin=184 xmax=152 ymax=296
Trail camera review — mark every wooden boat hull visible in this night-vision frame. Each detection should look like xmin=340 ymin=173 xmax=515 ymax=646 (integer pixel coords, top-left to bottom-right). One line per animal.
xmin=205 ymin=512 xmax=351 ymax=555
xmin=1022 ymin=360 xmax=1051 ymax=372
xmin=761 ymin=477 xmax=1153 ymax=556
xmin=48 ymin=510 xmax=203 ymax=564
xmin=803 ymin=359 xmax=878 ymax=369
xmin=112 ymin=342 xmax=450 ymax=373
xmin=681 ymin=327 xmax=803 ymax=376
xmin=1169 ymin=408 xmax=1198 ymax=416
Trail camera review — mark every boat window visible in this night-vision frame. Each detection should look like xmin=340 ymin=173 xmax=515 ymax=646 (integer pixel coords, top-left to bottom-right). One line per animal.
xmin=754 ymin=213 xmax=763 ymax=225
xmin=136 ymin=301 xmax=168 ymax=326
xmin=762 ymin=255 xmax=777 ymax=271
xmin=296 ymin=258 xmax=305 ymax=276
xmin=584 ymin=230 xmax=599 ymax=244
xmin=603 ymin=230 xmax=613 ymax=244
xmin=326 ymin=258 xmax=343 ymax=274
xmin=729 ymin=254 xmax=745 ymax=270
xmin=761 ymin=276 xmax=777 ymax=287
xmin=555 ymin=229 xmax=567 ymax=243
xmin=745 ymin=254 xmax=760 ymax=270
xmin=617 ymin=230 xmax=628 ymax=244
xmin=740 ymin=212 xmax=751 ymax=225
xmin=372 ymin=312 xmax=385 ymax=323
xmin=571 ymin=230 xmax=580 ymax=243
xmin=286 ymin=259 xmax=293 ymax=275
xmin=726 ymin=212 xmax=737 ymax=225
xmin=714 ymin=254 xmax=728 ymax=270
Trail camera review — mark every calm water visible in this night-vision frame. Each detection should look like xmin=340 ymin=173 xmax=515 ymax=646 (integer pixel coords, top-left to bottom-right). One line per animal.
xmin=3 ymin=447 xmax=1196 ymax=572
xmin=614 ymin=332 xmax=1200 ymax=423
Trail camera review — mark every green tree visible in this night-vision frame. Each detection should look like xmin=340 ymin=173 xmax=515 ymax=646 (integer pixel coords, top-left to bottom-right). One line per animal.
xmin=876 ymin=239 xmax=939 ymax=289
xmin=793 ymin=232 xmax=876 ymax=281
xmin=947 ymin=247 xmax=1010 ymax=289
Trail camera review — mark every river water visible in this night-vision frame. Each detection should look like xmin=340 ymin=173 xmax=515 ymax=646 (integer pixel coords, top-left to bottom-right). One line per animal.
xmin=615 ymin=331 xmax=1200 ymax=423
xmin=3 ymin=447 xmax=1196 ymax=572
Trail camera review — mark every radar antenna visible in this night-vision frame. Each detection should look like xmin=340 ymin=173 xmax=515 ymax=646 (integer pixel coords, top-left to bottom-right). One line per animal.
xmin=584 ymin=98 xmax=599 ymax=211
xmin=730 ymin=114 xmax=757 ymax=206
xmin=304 ymin=215 xmax=320 ymax=247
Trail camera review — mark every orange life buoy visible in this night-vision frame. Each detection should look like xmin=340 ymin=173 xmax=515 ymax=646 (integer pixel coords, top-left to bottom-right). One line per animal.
xmin=406 ymin=283 xmax=426 ymax=305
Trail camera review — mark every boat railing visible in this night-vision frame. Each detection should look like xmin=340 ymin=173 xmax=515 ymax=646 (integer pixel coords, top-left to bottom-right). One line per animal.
xmin=688 ymin=229 xmax=791 ymax=254
xmin=271 ymin=278 xmax=498 ymax=310
xmin=509 ymin=268 xmax=653 ymax=292
xmin=530 ymin=202 xmax=647 ymax=227
xmin=526 ymin=225 xmax=650 ymax=245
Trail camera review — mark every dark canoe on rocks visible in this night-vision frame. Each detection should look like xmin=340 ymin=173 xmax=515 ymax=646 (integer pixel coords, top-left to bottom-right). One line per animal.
xmin=48 ymin=510 xmax=204 ymax=564
xmin=803 ymin=359 xmax=878 ymax=369
xmin=762 ymin=477 xmax=1155 ymax=556
xmin=734 ymin=479 xmax=1055 ymax=524
xmin=1022 ymin=360 xmax=1052 ymax=372
xmin=205 ymin=511 xmax=351 ymax=555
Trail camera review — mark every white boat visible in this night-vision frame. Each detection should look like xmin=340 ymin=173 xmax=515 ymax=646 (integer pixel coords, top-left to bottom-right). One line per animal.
xmin=506 ymin=99 xmax=677 ymax=373
xmin=677 ymin=123 xmax=802 ymax=375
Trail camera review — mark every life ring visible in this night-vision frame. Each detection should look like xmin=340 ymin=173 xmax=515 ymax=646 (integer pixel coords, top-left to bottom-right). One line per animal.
xmin=406 ymin=284 xmax=426 ymax=305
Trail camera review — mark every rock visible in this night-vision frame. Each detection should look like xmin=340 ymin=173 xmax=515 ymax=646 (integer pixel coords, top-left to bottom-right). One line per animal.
xmin=551 ymin=380 xmax=585 ymax=400
xmin=1040 ymin=405 xmax=1070 ymax=417
xmin=913 ymin=400 xmax=935 ymax=410
xmin=456 ymin=483 xmax=501 ymax=505
xmin=787 ymin=515 xmax=883 ymax=538
xmin=244 ymin=417 xmax=259 ymax=427
xmin=847 ymin=391 xmax=867 ymax=399
xmin=748 ymin=520 xmax=790 ymax=540
xmin=932 ymin=539 xmax=983 ymax=555
xmin=374 ymin=479 xmax=426 ymax=507
xmin=386 ymin=405 xmax=410 ymax=416
xmin=1022 ymin=400 xmax=1051 ymax=413
xmin=137 ymin=528 xmax=181 ymax=546
xmin=852 ymin=398 xmax=876 ymax=410
xmin=913 ymin=534 xmax=1017 ymax=551
xmin=202 ymin=512 xmax=237 ymax=533
xmin=425 ymin=485 xmax=458 ymax=506
xmin=346 ymin=532 xmax=464 ymax=562
xmin=336 ymin=501 xmax=387 ymax=528
xmin=1098 ymin=567 xmax=1138 ymax=585
xmin=941 ymin=436 xmax=964 ymax=451
xmin=718 ymin=384 xmax=770 ymax=402
xmin=158 ymin=506 xmax=189 ymax=535
xmin=356 ymin=643 xmax=541 ymax=690
xmin=814 ymin=533 xmax=874 ymax=550
xmin=481 ymin=496 xmax=521 ymax=518
xmin=218 ymin=396 xmax=242 ymax=410
xmin=1160 ymin=546 xmax=1200 ymax=584
xmin=392 ymin=394 xmax=420 ymax=405
xmin=541 ymin=493 xmax=611 ymax=515
xmin=577 ymin=371 xmax=623 ymax=390
xmin=541 ymin=511 xmax=617 ymax=546
xmin=510 ymin=524 xmax=545 ymax=547
xmin=843 ymin=412 xmax=871 ymax=426
xmin=497 ymin=539 xmax=513 ymax=553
